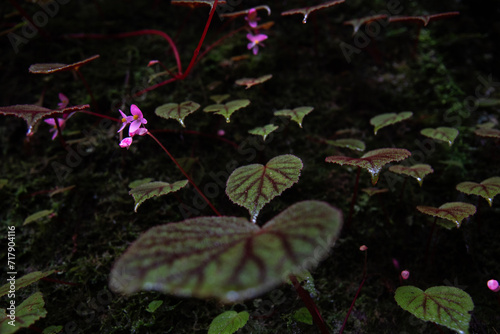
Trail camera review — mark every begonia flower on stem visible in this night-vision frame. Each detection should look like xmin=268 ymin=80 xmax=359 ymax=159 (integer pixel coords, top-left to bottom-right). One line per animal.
xmin=247 ymin=33 xmax=268 ymax=55
xmin=245 ymin=8 xmax=260 ymax=28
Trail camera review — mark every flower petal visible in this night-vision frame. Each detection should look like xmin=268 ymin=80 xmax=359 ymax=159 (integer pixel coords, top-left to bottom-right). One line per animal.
xmin=129 ymin=120 xmax=141 ymax=135
xmin=119 ymin=137 xmax=133 ymax=149
xmin=130 ymin=104 xmax=143 ymax=118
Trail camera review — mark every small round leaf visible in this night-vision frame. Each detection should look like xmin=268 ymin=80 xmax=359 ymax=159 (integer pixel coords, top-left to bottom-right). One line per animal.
xmin=204 ymin=99 xmax=250 ymax=123
xmin=370 ymin=111 xmax=412 ymax=135
xmin=421 ymin=127 xmax=459 ymax=146
xmin=416 ymin=202 xmax=476 ymax=228
xmin=248 ymin=124 xmax=279 ymax=141
xmin=155 ymin=101 xmax=200 ymax=127
xmin=456 ymin=176 xmax=500 ymax=206
xmin=389 ymin=164 xmax=434 ymax=186
xmin=274 ymin=106 xmax=314 ymax=128
xmin=208 ymin=311 xmax=249 ymax=334
xmin=235 ymin=75 xmax=272 ymax=89
xmin=129 ymin=180 xmax=188 ymax=212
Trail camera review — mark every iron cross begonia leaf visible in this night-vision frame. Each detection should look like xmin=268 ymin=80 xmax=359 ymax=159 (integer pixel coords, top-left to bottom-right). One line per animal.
xmin=155 ymin=101 xmax=200 ymax=127
xmin=274 ymin=106 xmax=314 ymax=128
xmin=129 ymin=180 xmax=188 ymax=212
xmin=109 ymin=200 xmax=342 ymax=303
xmin=235 ymin=75 xmax=272 ymax=89
xmin=456 ymin=177 xmax=500 ymax=206
xmin=416 ymin=202 xmax=476 ymax=228
xmin=326 ymin=148 xmax=411 ymax=185
xmin=281 ymin=0 xmax=345 ymax=23
xmin=395 ymin=285 xmax=473 ymax=334
xmin=28 ymin=55 xmax=100 ymax=73
xmin=203 ymin=99 xmax=250 ymax=122
xmin=0 ymin=271 xmax=55 ymax=297
xmin=248 ymin=124 xmax=279 ymax=141
xmin=370 ymin=111 xmax=412 ymax=135
xmin=389 ymin=164 xmax=434 ymax=186
xmin=226 ymin=154 xmax=302 ymax=223
xmin=0 ymin=292 xmax=47 ymax=334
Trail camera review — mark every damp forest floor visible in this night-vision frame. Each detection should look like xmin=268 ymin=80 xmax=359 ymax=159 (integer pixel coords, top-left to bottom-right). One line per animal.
xmin=1 ymin=0 xmax=500 ymax=333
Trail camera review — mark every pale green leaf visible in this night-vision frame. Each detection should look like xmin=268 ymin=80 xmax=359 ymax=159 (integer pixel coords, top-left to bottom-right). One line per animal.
xmin=389 ymin=164 xmax=434 ymax=186
xmin=0 ymin=292 xmax=47 ymax=334
xmin=146 ymin=300 xmax=163 ymax=313
xmin=155 ymin=101 xmax=200 ymax=127
xmin=293 ymin=307 xmax=313 ymax=325
xmin=248 ymin=124 xmax=279 ymax=140
xmin=235 ymin=74 xmax=272 ymax=89
xmin=456 ymin=176 xmax=500 ymax=206
xmin=208 ymin=311 xmax=249 ymax=334
xmin=421 ymin=127 xmax=459 ymax=146
xmin=23 ymin=210 xmax=54 ymax=225
xmin=43 ymin=325 xmax=63 ymax=334
xmin=274 ymin=106 xmax=314 ymax=128
xmin=370 ymin=111 xmax=412 ymax=135
xmin=203 ymin=99 xmax=250 ymax=123
xmin=129 ymin=180 xmax=188 ymax=212
xmin=416 ymin=202 xmax=476 ymax=228
xmin=0 ymin=271 xmax=55 ymax=298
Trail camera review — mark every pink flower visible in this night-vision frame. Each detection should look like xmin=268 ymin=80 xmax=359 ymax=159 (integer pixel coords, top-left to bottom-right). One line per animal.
xmin=401 ymin=270 xmax=410 ymax=280
xmin=119 ymin=137 xmax=133 ymax=149
xmin=44 ymin=118 xmax=66 ymax=140
xmin=58 ymin=93 xmax=69 ymax=109
xmin=487 ymin=279 xmax=500 ymax=292
xmin=247 ymin=33 xmax=268 ymax=55
xmin=117 ymin=109 xmax=133 ymax=133
xmin=129 ymin=104 xmax=148 ymax=135
xmin=359 ymin=245 xmax=367 ymax=251
xmin=245 ymin=8 xmax=260 ymax=28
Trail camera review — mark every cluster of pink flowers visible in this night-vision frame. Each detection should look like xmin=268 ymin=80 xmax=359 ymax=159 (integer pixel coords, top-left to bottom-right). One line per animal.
xmin=45 ymin=93 xmax=72 ymax=140
xmin=245 ymin=8 xmax=268 ymax=55
xmin=117 ymin=104 xmax=148 ymax=149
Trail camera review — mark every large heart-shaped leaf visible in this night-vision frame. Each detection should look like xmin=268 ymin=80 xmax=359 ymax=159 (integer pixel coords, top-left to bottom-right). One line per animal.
xmin=109 ymin=200 xmax=342 ymax=303
xmin=0 ymin=271 xmax=55 ymax=297
xmin=29 ymin=55 xmax=100 ymax=73
xmin=274 ymin=106 xmax=314 ymax=128
xmin=395 ymin=286 xmax=473 ymax=334
xmin=208 ymin=311 xmax=249 ymax=334
xmin=421 ymin=127 xmax=459 ymax=146
xmin=326 ymin=139 xmax=366 ymax=152
xmin=0 ymin=292 xmax=47 ymax=334
xmin=474 ymin=128 xmax=500 ymax=139
xmin=226 ymin=154 xmax=303 ymax=223
xmin=456 ymin=177 xmax=500 ymax=206
xmin=281 ymin=0 xmax=345 ymax=23
xmin=129 ymin=180 xmax=188 ymax=212
xmin=248 ymin=124 xmax=279 ymax=141
xmin=0 ymin=104 xmax=89 ymax=136
xmin=416 ymin=202 xmax=476 ymax=228
xmin=389 ymin=164 xmax=434 ymax=186
xmin=370 ymin=111 xmax=412 ymax=135
xmin=155 ymin=101 xmax=200 ymax=127
xmin=325 ymin=148 xmax=411 ymax=185
xmin=203 ymin=99 xmax=250 ymax=123
xmin=235 ymin=75 xmax=272 ymax=89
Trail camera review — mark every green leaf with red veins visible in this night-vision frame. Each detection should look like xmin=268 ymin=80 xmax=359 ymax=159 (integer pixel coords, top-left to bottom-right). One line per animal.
xmin=474 ymin=128 xmax=500 ymax=139
xmin=248 ymin=124 xmax=279 ymax=140
xmin=204 ymin=99 xmax=251 ymax=123
xmin=235 ymin=75 xmax=272 ymax=89
xmin=325 ymin=139 xmax=366 ymax=152
xmin=456 ymin=177 xmax=500 ymax=206
xmin=389 ymin=164 xmax=434 ymax=186
xmin=0 ymin=292 xmax=47 ymax=334
xmin=0 ymin=104 xmax=89 ymax=136
xmin=226 ymin=154 xmax=303 ymax=223
xmin=129 ymin=180 xmax=188 ymax=212
xmin=28 ymin=55 xmax=100 ymax=73
xmin=421 ymin=127 xmax=459 ymax=146
xmin=370 ymin=111 xmax=412 ymax=135
xmin=326 ymin=148 xmax=411 ymax=185
xmin=274 ymin=106 xmax=314 ymax=128
xmin=109 ymin=200 xmax=342 ymax=303
xmin=0 ymin=271 xmax=55 ymax=297
xmin=155 ymin=101 xmax=200 ymax=127
xmin=395 ymin=286 xmax=473 ymax=334
xmin=416 ymin=202 xmax=476 ymax=228
xmin=210 ymin=94 xmax=230 ymax=104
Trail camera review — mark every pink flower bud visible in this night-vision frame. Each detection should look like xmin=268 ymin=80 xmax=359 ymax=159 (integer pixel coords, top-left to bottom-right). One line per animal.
xmin=359 ymin=245 xmax=368 ymax=251
xmin=487 ymin=279 xmax=500 ymax=292
xmin=401 ymin=270 xmax=410 ymax=280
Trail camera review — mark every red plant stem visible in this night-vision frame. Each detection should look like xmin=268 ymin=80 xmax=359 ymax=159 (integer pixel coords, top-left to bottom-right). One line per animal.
xmin=134 ymin=76 xmax=178 ymax=97
xmin=74 ymin=69 xmax=99 ymax=113
xmin=8 ymin=0 xmax=50 ymax=39
xmin=195 ymin=26 xmax=247 ymax=67
xmin=347 ymin=167 xmax=361 ymax=229
xmin=181 ymin=0 xmax=219 ymax=79
xmin=289 ymin=275 xmax=329 ymax=334
xmin=147 ymin=132 xmax=221 ymax=216
xmin=339 ymin=275 xmax=366 ymax=334
xmin=79 ymin=110 xmax=119 ymax=122
xmin=150 ymin=129 xmax=238 ymax=149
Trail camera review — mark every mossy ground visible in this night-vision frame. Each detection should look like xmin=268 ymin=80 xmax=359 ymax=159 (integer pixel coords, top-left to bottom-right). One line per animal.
xmin=1 ymin=0 xmax=499 ymax=333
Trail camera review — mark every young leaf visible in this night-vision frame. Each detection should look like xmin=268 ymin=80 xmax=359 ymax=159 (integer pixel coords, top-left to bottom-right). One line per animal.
xmin=129 ymin=180 xmax=188 ymax=212
xmin=274 ymin=106 xmax=314 ymax=128
xmin=43 ymin=326 xmax=64 ymax=334
xmin=210 ymin=94 xmax=230 ymax=104
xmin=281 ymin=0 xmax=345 ymax=24
xmin=23 ymin=210 xmax=54 ymax=225
xmin=388 ymin=164 xmax=434 ymax=186
xmin=226 ymin=154 xmax=303 ymax=223
xmin=456 ymin=176 xmax=500 ymax=206
xmin=203 ymin=99 xmax=250 ymax=123
xmin=416 ymin=202 xmax=476 ymax=228
xmin=389 ymin=12 xmax=460 ymax=27
xmin=0 ymin=104 xmax=89 ymax=137
xmin=128 ymin=178 xmax=154 ymax=189
xmin=474 ymin=128 xmax=500 ymax=139
xmin=0 ymin=271 xmax=55 ymax=297
xmin=109 ymin=200 xmax=343 ymax=303
xmin=421 ymin=127 xmax=459 ymax=146
xmin=395 ymin=286 xmax=473 ymax=334
xmin=325 ymin=148 xmax=411 ymax=185
xmin=146 ymin=300 xmax=163 ymax=313
xmin=155 ymin=101 xmax=200 ymax=127
xmin=370 ymin=111 xmax=412 ymax=135
xmin=235 ymin=75 xmax=272 ymax=89
xmin=0 ymin=292 xmax=47 ymax=334
xmin=293 ymin=307 xmax=313 ymax=325
xmin=325 ymin=139 xmax=366 ymax=152
xmin=29 ymin=55 xmax=100 ymax=73
xmin=248 ymin=124 xmax=279 ymax=141
xmin=344 ymin=14 xmax=388 ymax=34
xmin=208 ymin=311 xmax=249 ymax=334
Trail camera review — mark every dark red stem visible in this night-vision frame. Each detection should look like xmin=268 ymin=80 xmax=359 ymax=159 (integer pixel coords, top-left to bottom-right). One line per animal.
xmin=8 ymin=0 xmax=50 ymax=39
xmin=150 ymin=129 xmax=238 ymax=149
xmin=79 ymin=110 xmax=119 ymax=122
xmin=339 ymin=275 xmax=367 ymax=334
xmin=289 ymin=275 xmax=329 ymax=334
xmin=347 ymin=167 xmax=361 ymax=229
xmin=147 ymin=132 xmax=221 ymax=217
xmin=75 ymin=69 xmax=99 ymax=113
